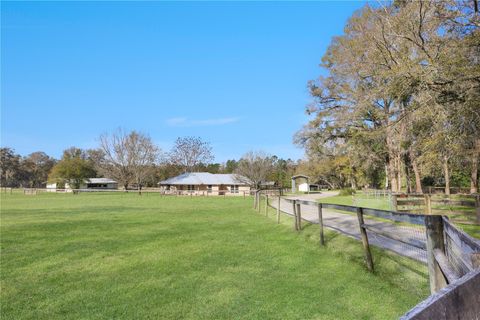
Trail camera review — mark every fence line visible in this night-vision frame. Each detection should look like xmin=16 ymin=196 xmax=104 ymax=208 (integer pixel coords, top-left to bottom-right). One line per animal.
xmin=392 ymin=193 xmax=480 ymax=224
xmin=18 ymin=188 xmax=259 ymax=198
xmin=255 ymin=190 xmax=480 ymax=318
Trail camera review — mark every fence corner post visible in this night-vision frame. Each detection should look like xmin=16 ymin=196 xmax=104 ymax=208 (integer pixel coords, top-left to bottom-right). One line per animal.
xmin=356 ymin=207 xmax=374 ymax=272
xmin=424 ymin=215 xmax=448 ymax=294
xmin=318 ymin=203 xmax=325 ymax=246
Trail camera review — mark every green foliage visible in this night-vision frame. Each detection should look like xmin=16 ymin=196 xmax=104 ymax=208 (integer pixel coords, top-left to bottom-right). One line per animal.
xmin=0 ymin=148 xmax=56 ymax=188
xmin=296 ymin=1 xmax=480 ymax=194
xmin=339 ymin=188 xmax=356 ymax=196
xmin=450 ymin=170 xmax=470 ymax=188
xmin=224 ymin=159 xmax=238 ymax=173
xmin=48 ymin=149 xmax=96 ymax=189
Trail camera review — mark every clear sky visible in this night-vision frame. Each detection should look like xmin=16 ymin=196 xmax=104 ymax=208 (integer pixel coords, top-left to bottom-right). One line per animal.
xmin=2 ymin=1 xmax=365 ymax=162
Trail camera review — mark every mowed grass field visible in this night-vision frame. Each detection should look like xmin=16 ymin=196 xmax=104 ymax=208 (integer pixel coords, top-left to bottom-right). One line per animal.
xmin=1 ymin=193 xmax=429 ymax=319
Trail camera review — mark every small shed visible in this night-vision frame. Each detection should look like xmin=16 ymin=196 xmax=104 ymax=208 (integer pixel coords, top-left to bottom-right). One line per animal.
xmin=291 ymin=174 xmax=309 ymax=193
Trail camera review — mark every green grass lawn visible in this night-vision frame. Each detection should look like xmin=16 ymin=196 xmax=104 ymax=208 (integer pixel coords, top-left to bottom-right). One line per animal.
xmin=1 ymin=193 xmax=429 ymax=319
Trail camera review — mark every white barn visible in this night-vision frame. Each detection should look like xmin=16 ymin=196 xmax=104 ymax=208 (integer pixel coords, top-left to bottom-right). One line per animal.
xmin=46 ymin=178 xmax=118 ymax=192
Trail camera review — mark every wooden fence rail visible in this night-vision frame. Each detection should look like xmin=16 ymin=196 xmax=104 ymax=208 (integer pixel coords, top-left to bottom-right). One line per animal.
xmin=255 ymin=191 xmax=480 ymax=318
xmin=392 ymin=193 xmax=480 ymax=224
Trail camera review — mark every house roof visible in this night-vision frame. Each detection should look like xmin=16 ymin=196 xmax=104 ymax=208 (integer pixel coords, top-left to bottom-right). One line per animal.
xmin=159 ymin=172 xmax=250 ymax=185
xmin=87 ymin=178 xmax=117 ymax=184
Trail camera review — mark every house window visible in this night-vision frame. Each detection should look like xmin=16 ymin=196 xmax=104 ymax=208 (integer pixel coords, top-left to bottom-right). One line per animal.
xmin=187 ymin=185 xmax=195 ymax=191
xmin=88 ymin=183 xmax=108 ymax=189
xmin=207 ymin=185 xmax=213 ymax=193
xmin=230 ymin=185 xmax=239 ymax=193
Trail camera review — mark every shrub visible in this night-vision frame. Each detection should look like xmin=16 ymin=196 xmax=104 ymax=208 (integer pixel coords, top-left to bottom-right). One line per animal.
xmin=339 ymin=188 xmax=356 ymax=196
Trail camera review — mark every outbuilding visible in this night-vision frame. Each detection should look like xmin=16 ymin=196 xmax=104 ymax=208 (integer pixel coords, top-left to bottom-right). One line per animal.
xmin=291 ymin=174 xmax=310 ymax=193
xmin=46 ymin=178 xmax=118 ymax=192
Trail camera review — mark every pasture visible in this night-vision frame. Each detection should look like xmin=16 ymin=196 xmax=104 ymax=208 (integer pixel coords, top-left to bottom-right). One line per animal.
xmin=1 ymin=193 xmax=429 ymax=319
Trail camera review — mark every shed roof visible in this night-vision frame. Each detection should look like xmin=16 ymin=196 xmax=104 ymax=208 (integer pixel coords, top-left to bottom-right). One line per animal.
xmin=292 ymin=174 xmax=309 ymax=180
xmin=159 ymin=172 xmax=250 ymax=185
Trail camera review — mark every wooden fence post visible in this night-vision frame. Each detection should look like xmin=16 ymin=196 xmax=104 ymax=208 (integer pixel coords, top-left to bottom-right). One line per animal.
xmin=277 ymin=196 xmax=281 ymax=224
xmin=475 ymin=194 xmax=480 ymax=224
xmin=264 ymin=195 xmax=269 ymax=216
xmin=392 ymin=194 xmax=398 ymax=211
xmin=296 ymin=201 xmax=302 ymax=231
xmin=356 ymin=207 xmax=374 ymax=272
xmin=425 ymin=215 xmax=448 ymax=293
xmin=318 ymin=203 xmax=325 ymax=246
xmin=424 ymin=194 xmax=432 ymax=215
xmin=292 ymin=200 xmax=298 ymax=231
xmin=257 ymin=193 xmax=261 ymax=212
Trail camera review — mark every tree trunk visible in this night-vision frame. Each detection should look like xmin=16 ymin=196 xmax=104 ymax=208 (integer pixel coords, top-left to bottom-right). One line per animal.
xmin=396 ymin=155 xmax=402 ymax=193
xmin=470 ymin=139 xmax=479 ymax=194
xmin=385 ymin=164 xmax=389 ymax=190
xmin=409 ymin=148 xmax=423 ymax=194
xmin=385 ymin=105 xmax=398 ymax=193
xmin=443 ymin=156 xmax=450 ymax=196
xmin=351 ymin=178 xmax=357 ymax=189
xmin=389 ymin=158 xmax=398 ymax=193
xmin=405 ymin=161 xmax=412 ymax=194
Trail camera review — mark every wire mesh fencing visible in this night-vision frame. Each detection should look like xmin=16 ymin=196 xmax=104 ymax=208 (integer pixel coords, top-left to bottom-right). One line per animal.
xmin=257 ymin=192 xmax=480 ymax=294
xmin=265 ymin=196 xmax=427 ymax=264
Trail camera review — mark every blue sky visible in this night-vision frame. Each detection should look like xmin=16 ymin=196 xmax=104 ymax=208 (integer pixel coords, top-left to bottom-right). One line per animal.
xmin=1 ymin=1 xmax=365 ymax=162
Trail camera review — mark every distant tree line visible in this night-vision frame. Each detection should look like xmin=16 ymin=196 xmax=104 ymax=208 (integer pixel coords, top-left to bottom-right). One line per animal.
xmin=0 ymin=131 xmax=297 ymax=190
xmin=0 ymin=149 xmax=56 ymax=188
xmin=295 ymin=0 xmax=480 ymax=194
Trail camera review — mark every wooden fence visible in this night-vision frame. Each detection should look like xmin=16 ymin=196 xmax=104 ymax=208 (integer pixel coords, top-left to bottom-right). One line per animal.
xmin=426 ymin=186 xmax=472 ymax=194
xmin=254 ymin=190 xmax=480 ymax=318
xmin=400 ymin=268 xmax=480 ymax=320
xmin=20 ymin=188 xmax=256 ymax=197
xmin=362 ymin=188 xmax=392 ymax=198
xmin=392 ymin=193 xmax=480 ymax=224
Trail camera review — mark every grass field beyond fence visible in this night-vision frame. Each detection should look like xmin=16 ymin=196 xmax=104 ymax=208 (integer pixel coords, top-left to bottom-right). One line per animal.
xmin=320 ymin=192 xmax=480 ymax=239
xmin=1 ymin=193 xmax=429 ymax=319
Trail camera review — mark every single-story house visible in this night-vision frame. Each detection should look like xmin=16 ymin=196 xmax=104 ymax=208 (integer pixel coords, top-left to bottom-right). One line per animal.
xmin=158 ymin=172 xmax=251 ymax=196
xmin=46 ymin=178 xmax=118 ymax=192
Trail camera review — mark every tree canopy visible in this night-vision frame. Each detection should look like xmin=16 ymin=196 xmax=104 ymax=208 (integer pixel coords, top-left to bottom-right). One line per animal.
xmin=296 ymin=0 xmax=480 ymax=193
xmin=48 ymin=148 xmax=97 ymax=189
